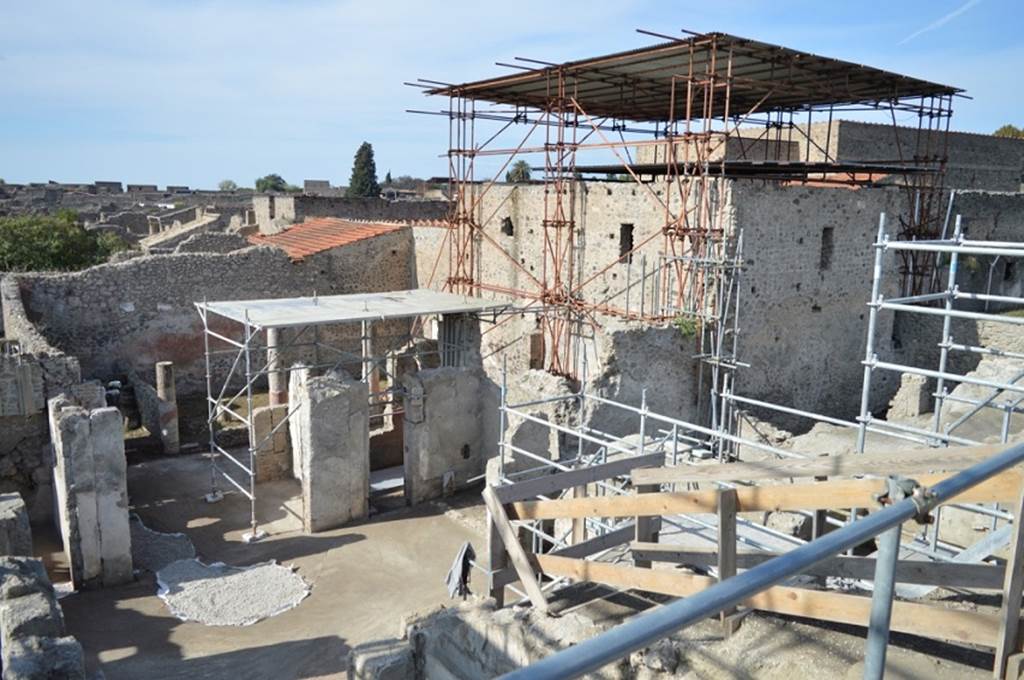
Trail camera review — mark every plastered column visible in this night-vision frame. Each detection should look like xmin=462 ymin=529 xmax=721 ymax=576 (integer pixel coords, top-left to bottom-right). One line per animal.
xmin=267 ymin=328 xmax=287 ymax=406
xmin=154 ymin=361 xmax=179 ymax=454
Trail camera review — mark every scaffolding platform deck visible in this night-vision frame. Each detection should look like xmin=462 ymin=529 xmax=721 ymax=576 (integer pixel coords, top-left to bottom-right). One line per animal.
xmin=195 ymin=289 xmax=510 ymax=329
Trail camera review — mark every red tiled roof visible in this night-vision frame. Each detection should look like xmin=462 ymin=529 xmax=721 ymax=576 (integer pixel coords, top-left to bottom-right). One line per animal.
xmin=248 ymin=217 xmax=405 ymax=261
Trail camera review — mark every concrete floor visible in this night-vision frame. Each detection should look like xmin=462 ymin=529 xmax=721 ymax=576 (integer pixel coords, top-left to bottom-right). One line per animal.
xmin=48 ymin=453 xmax=482 ymax=680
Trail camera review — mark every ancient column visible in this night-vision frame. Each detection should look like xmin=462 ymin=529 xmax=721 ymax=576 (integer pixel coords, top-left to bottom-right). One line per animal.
xmin=154 ymin=361 xmax=180 ymax=454
xmin=267 ymin=328 xmax=287 ymax=406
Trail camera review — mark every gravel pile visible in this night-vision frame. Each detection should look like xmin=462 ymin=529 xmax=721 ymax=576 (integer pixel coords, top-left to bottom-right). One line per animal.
xmin=156 ymin=558 xmax=309 ymax=626
xmin=130 ymin=516 xmax=196 ymax=573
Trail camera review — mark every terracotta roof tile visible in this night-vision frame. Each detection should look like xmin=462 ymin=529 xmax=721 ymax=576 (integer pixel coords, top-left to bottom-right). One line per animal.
xmin=248 ymin=217 xmax=406 ymax=261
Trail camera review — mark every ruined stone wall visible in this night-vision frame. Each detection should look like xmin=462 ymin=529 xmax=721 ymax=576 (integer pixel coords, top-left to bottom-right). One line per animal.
xmin=7 ymin=229 xmax=415 ymax=397
xmin=172 ymin=231 xmax=248 ymax=254
xmin=254 ymin=195 xmax=448 ymax=234
xmin=401 ymin=367 xmax=499 ymax=504
xmin=731 ymin=181 xmax=905 ymax=419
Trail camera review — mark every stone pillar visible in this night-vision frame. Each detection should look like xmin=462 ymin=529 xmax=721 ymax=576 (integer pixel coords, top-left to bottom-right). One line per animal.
xmin=290 ymin=371 xmax=368 ymax=532
xmin=402 ymin=368 xmax=486 ymax=505
xmin=287 ymin=364 xmax=311 ymax=482
xmin=49 ymin=396 xmax=132 ymax=589
xmin=154 ymin=362 xmax=180 ymax=454
xmin=0 ymin=495 xmax=32 ymax=557
xmin=0 ymin=556 xmax=86 ymax=679
xmin=267 ymin=328 xmax=287 ymax=406
xmin=252 ymin=404 xmax=291 ymax=482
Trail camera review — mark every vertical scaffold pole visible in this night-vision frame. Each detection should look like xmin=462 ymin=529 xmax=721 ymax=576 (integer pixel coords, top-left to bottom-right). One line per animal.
xmin=200 ymin=302 xmax=222 ymax=503
xmin=931 ymin=215 xmax=963 ymax=437
xmin=855 ymin=214 xmax=888 ymax=456
xmin=863 ymin=477 xmax=908 ymax=680
xmin=242 ymin=312 xmax=264 ymax=542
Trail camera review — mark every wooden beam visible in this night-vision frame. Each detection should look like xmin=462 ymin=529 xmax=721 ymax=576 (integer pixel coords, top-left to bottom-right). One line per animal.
xmin=493 ymin=524 xmax=636 ymax=590
xmin=634 ymin=483 xmax=659 ymax=569
xmin=536 ymin=555 xmax=1001 ymax=648
xmin=631 ymin=444 xmax=1005 ymax=486
xmin=994 ymin=485 xmax=1024 ymax=678
xmin=629 ymin=543 xmax=1005 ymax=589
xmin=718 ymin=488 xmax=739 ymax=634
xmin=482 ymin=486 xmax=548 ymax=612
xmin=509 ymin=469 xmax=1024 ymax=519
xmin=494 ymin=452 xmax=663 ymax=503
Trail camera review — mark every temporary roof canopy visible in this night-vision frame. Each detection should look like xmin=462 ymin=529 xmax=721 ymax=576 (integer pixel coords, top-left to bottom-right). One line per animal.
xmin=196 ymin=289 xmax=509 ymax=330
xmin=426 ymin=32 xmax=961 ymax=122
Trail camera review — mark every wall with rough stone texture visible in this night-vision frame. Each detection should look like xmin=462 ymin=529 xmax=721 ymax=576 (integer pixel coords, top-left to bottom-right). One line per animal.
xmin=414 ymin=178 xmax=1024 ymax=433
xmin=254 ymin=195 xmax=447 ymax=234
xmin=49 ymin=393 xmax=132 ymax=590
xmin=7 ymin=229 xmax=415 ymax=397
xmin=401 ymin=367 xmax=499 ymax=504
xmin=0 ymin=556 xmax=86 ymax=679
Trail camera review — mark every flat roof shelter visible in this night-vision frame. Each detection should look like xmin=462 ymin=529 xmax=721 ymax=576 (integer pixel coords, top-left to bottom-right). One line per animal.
xmin=411 ymin=28 xmax=961 ymax=437
xmin=194 ymin=289 xmax=509 ymax=540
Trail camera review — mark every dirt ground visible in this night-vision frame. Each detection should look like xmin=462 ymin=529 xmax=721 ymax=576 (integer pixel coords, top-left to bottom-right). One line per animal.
xmin=38 ymin=452 xmax=1000 ymax=679
xmin=44 ymin=453 xmax=481 ymax=679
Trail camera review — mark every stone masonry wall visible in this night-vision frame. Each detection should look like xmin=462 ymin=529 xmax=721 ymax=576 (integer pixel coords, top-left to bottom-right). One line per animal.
xmin=412 ymin=179 xmax=1024 ymax=433
xmin=0 ymin=556 xmax=86 ymax=679
xmin=7 ymin=229 xmax=415 ymax=397
xmin=401 ymin=367 xmax=499 ymax=504
xmin=254 ymin=195 xmax=447 ymax=234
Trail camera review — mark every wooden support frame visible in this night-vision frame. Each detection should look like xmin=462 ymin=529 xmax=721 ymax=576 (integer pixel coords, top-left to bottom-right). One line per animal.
xmin=535 ymin=554 xmax=1001 ymax=648
xmin=484 ymin=453 xmax=662 ymax=605
xmin=482 ymin=486 xmax=549 ymax=612
xmin=509 ymin=469 xmax=1024 ymax=520
xmin=631 ymin=444 xmax=1005 ymax=486
xmin=630 ymin=542 xmax=1006 ymax=589
xmin=483 ymin=449 xmax=1024 ymax=677
xmin=717 ymin=488 xmax=740 ymax=635
xmin=995 ymin=486 xmax=1024 ymax=678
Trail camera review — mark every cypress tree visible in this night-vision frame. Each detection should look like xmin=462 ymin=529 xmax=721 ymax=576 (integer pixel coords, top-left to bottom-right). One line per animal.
xmin=347 ymin=142 xmax=381 ymax=198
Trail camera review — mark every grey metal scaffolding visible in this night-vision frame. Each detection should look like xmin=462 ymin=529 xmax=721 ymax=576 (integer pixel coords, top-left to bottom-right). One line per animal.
xmin=194 ymin=289 xmax=507 ymax=541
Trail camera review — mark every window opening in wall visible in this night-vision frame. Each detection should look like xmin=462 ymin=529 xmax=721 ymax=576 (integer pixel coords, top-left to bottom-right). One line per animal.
xmin=619 ymin=223 xmax=634 ymax=263
xmin=819 ymin=226 xmax=834 ymax=271
xmin=529 ymin=325 xmax=545 ymax=370
xmin=1004 ymin=260 xmax=1016 ymax=282
xmin=501 ymin=216 xmax=514 ymax=236
xmin=268 ymin=196 xmax=276 ymax=220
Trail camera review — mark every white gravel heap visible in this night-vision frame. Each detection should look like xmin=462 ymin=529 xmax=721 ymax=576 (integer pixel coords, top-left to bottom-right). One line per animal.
xmin=130 ymin=517 xmax=196 ymax=573
xmin=156 ymin=558 xmax=310 ymax=626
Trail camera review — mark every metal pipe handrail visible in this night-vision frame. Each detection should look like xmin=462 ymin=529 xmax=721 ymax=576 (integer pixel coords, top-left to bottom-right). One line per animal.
xmin=945 ymin=368 xmax=1024 ymax=437
xmin=500 ymin=441 xmax=1024 ymax=680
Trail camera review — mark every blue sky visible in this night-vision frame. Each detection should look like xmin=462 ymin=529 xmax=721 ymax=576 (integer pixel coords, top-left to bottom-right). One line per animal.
xmin=0 ymin=0 xmax=1020 ymax=188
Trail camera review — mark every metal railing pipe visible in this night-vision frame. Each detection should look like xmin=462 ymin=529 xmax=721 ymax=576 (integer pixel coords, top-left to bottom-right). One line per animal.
xmin=499 ymin=441 xmax=1024 ymax=680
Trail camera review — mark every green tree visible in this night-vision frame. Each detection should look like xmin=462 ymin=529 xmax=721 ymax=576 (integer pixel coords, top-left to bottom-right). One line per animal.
xmin=218 ymin=179 xmax=238 ymax=191
xmin=346 ymin=142 xmax=381 ymax=198
xmin=0 ymin=211 xmax=124 ymax=271
xmin=994 ymin=124 xmax=1024 ymax=139
xmin=255 ymin=174 xmax=288 ymax=193
xmin=506 ymin=160 xmax=531 ymax=183
xmin=384 ymin=171 xmax=393 ymax=185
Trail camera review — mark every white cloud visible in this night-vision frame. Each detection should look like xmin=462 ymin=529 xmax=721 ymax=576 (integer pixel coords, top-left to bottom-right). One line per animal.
xmin=898 ymin=0 xmax=982 ymax=45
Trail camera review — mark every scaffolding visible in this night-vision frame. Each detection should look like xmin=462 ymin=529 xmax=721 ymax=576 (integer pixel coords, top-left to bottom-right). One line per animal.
xmin=413 ymin=29 xmax=958 ymax=387
xmin=482 ymin=215 xmax=1024 ymax=609
xmin=194 ymin=289 xmax=506 ymax=541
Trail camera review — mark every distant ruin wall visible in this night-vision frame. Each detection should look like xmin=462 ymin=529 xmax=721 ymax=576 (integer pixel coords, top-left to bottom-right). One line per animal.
xmin=8 ymin=230 xmax=415 ymax=396
xmin=254 ymin=195 xmax=447 ymax=234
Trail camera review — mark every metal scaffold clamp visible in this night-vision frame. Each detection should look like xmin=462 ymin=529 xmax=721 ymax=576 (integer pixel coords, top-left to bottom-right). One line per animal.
xmin=873 ymin=476 xmax=935 ymax=525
